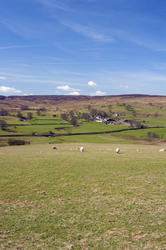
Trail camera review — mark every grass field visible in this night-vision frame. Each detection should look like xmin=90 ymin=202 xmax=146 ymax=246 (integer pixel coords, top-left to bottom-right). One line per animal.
xmin=1 ymin=143 xmax=166 ymax=249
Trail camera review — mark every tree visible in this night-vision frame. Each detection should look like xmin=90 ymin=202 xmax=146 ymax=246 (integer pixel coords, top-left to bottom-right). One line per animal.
xmin=125 ymin=105 xmax=134 ymax=112
xmin=97 ymin=110 xmax=108 ymax=119
xmin=21 ymin=105 xmax=29 ymax=110
xmin=60 ymin=113 xmax=69 ymax=121
xmin=0 ymin=120 xmax=7 ymax=130
xmin=129 ymin=119 xmax=144 ymax=128
xmin=132 ymin=111 xmax=137 ymax=117
xmin=87 ymin=105 xmax=92 ymax=111
xmin=69 ymin=110 xmax=74 ymax=119
xmin=17 ymin=111 xmax=25 ymax=120
xmin=0 ymin=109 xmax=9 ymax=116
xmin=27 ymin=112 xmax=33 ymax=120
xmin=108 ymin=104 xmax=112 ymax=116
xmin=49 ymin=130 xmax=55 ymax=136
xmin=154 ymin=113 xmax=159 ymax=118
xmin=147 ymin=131 xmax=159 ymax=142
xmin=90 ymin=109 xmax=98 ymax=119
xmin=81 ymin=113 xmax=91 ymax=121
xmin=69 ymin=117 xmax=78 ymax=126
xmin=36 ymin=110 xmax=41 ymax=116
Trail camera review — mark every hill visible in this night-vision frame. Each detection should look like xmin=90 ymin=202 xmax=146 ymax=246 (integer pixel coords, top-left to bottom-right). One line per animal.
xmin=1 ymin=94 xmax=166 ymax=145
xmin=1 ymin=94 xmax=166 ymax=111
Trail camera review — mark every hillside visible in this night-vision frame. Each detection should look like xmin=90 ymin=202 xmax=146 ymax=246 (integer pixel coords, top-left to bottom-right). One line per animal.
xmin=1 ymin=94 xmax=166 ymax=145
xmin=1 ymin=94 xmax=166 ymax=110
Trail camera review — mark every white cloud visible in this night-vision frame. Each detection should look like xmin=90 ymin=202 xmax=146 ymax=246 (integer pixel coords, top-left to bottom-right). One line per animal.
xmin=69 ymin=91 xmax=80 ymax=95
xmin=92 ymin=90 xmax=105 ymax=96
xmin=0 ymin=86 xmax=22 ymax=94
xmin=23 ymin=93 xmax=33 ymax=96
xmin=57 ymin=85 xmax=71 ymax=91
xmin=88 ymin=80 xmax=97 ymax=87
xmin=57 ymin=85 xmax=80 ymax=94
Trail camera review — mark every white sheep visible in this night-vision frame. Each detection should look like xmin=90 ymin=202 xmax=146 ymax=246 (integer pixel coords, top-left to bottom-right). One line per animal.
xmin=52 ymin=146 xmax=57 ymax=150
xmin=159 ymin=148 xmax=165 ymax=152
xmin=80 ymin=146 xmax=84 ymax=152
xmin=115 ymin=148 xmax=120 ymax=154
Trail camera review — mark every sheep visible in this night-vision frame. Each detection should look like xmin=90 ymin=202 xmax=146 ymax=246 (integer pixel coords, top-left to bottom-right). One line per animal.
xmin=80 ymin=146 xmax=84 ymax=152
xmin=159 ymin=148 xmax=165 ymax=152
xmin=115 ymin=148 xmax=120 ymax=154
xmin=52 ymin=146 xmax=57 ymax=150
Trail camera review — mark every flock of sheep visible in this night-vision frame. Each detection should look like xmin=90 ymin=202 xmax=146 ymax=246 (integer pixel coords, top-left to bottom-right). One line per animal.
xmin=52 ymin=146 xmax=165 ymax=153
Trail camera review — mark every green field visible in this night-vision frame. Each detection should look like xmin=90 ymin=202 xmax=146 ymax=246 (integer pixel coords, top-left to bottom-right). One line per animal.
xmin=1 ymin=143 xmax=166 ymax=249
xmin=1 ymin=100 xmax=166 ymax=143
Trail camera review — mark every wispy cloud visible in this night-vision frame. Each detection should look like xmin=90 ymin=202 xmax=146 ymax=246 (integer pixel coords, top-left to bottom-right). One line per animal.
xmin=0 ymin=72 xmax=84 ymax=87
xmin=0 ymin=19 xmax=31 ymax=38
xmin=0 ymin=45 xmax=39 ymax=50
xmin=109 ymin=28 xmax=166 ymax=51
xmin=61 ymin=21 xmax=115 ymax=42
xmin=96 ymin=70 xmax=166 ymax=95
xmin=0 ymin=16 xmax=48 ymax=39
xmin=36 ymin=0 xmax=73 ymax=12
xmin=0 ymin=86 xmax=22 ymax=94
xmin=120 ymin=84 xmax=129 ymax=89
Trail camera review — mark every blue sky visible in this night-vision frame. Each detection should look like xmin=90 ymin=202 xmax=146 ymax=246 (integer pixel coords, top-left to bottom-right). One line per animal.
xmin=0 ymin=0 xmax=166 ymax=96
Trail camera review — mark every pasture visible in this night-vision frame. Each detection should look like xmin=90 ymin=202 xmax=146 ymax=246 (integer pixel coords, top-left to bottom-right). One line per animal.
xmin=1 ymin=143 xmax=166 ymax=249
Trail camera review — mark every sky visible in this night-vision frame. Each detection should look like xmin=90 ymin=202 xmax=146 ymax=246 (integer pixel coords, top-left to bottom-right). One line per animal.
xmin=0 ymin=0 xmax=166 ymax=96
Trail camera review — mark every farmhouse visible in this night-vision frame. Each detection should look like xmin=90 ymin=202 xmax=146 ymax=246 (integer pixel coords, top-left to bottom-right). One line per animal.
xmin=95 ymin=116 xmax=103 ymax=122
xmin=104 ymin=118 xmax=116 ymax=125
xmin=112 ymin=113 xmax=121 ymax=117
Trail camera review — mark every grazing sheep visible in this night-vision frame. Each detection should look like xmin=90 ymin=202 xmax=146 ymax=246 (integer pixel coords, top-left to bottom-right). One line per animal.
xmin=80 ymin=146 xmax=84 ymax=152
xmin=159 ymin=148 xmax=165 ymax=152
xmin=115 ymin=148 xmax=120 ymax=154
xmin=52 ymin=146 xmax=57 ymax=150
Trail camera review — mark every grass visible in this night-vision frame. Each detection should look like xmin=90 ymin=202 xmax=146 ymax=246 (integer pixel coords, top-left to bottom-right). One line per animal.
xmin=115 ymin=128 xmax=166 ymax=141
xmin=0 ymin=120 xmax=128 ymax=137
xmin=1 ymin=143 xmax=166 ymax=249
xmin=1 ymin=99 xmax=166 ymax=141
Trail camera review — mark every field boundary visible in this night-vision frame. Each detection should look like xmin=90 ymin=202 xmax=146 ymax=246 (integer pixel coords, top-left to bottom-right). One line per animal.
xmin=0 ymin=126 xmax=164 ymax=137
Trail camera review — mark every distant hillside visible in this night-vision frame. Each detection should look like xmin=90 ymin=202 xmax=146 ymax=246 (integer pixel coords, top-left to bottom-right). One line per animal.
xmin=0 ymin=94 xmax=166 ymax=111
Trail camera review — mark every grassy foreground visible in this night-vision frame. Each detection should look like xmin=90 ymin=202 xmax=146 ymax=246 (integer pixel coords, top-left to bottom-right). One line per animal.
xmin=0 ymin=143 xmax=166 ymax=249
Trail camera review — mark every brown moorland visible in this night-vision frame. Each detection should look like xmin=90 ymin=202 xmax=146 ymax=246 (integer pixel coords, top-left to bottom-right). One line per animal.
xmin=1 ymin=94 xmax=166 ymax=111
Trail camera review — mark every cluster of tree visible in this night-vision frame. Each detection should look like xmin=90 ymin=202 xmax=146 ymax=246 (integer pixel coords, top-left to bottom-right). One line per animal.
xmin=8 ymin=139 xmax=30 ymax=146
xmin=128 ymin=119 xmax=145 ymax=129
xmin=0 ymin=120 xmax=7 ymax=130
xmin=147 ymin=131 xmax=159 ymax=141
xmin=60 ymin=108 xmax=110 ymax=126
xmin=60 ymin=110 xmax=79 ymax=126
xmin=0 ymin=109 xmax=9 ymax=116
xmin=21 ymin=105 xmax=30 ymax=110
xmin=36 ymin=108 xmax=47 ymax=116
xmin=89 ymin=108 xmax=108 ymax=119
xmin=0 ymin=120 xmax=17 ymax=132
xmin=17 ymin=111 xmax=33 ymax=121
